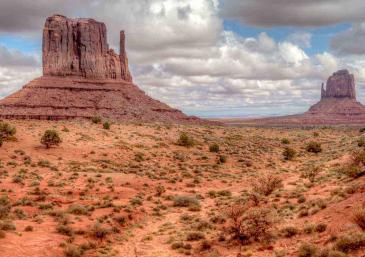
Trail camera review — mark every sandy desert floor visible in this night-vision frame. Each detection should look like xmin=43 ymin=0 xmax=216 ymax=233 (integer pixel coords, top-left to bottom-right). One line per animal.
xmin=0 ymin=120 xmax=365 ymax=257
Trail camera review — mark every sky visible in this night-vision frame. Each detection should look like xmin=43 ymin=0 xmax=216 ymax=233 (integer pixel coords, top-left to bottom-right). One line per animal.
xmin=0 ymin=0 xmax=365 ymax=118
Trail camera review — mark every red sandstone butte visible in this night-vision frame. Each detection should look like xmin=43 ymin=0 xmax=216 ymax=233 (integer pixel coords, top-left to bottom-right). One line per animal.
xmin=242 ymin=69 xmax=365 ymax=126
xmin=0 ymin=15 xmax=213 ymax=125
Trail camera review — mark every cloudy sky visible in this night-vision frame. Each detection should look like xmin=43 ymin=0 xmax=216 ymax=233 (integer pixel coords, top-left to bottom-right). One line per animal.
xmin=0 ymin=0 xmax=365 ymax=117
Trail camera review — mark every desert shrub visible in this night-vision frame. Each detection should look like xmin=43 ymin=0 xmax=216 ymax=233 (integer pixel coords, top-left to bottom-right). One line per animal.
xmin=177 ymin=132 xmax=194 ymax=147
xmin=68 ymin=204 xmax=89 ymax=215
xmin=283 ymin=147 xmax=296 ymax=160
xmin=209 ymin=143 xmax=220 ymax=153
xmin=200 ymin=240 xmax=211 ymax=250
xmin=341 ymin=164 xmax=364 ymax=178
xmin=315 ymin=223 xmax=327 ymax=233
xmin=56 ymin=224 xmax=74 ymax=236
xmin=306 ymin=142 xmax=322 ymax=153
xmin=298 ymin=243 xmax=318 ymax=257
xmin=334 ymin=232 xmax=365 ymax=253
xmin=173 ymin=195 xmax=200 ymax=208
xmin=103 ymin=121 xmax=110 ymax=130
xmin=280 ymin=226 xmax=299 ymax=238
xmin=24 ymin=225 xmax=33 ymax=232
xmin=90 ymin=222 xmax=109 ymax=240
xmin=217 ymin=155 xmax=227 ymax=164
xmin=91 ymin=116 xmax=101 ymax=124
xmin=0 ymin=220 xmax=16 ymax=231
xmin=0 ymin=137 xmax=2 ymax=148
xmin=281 ymin=138 xmax=290 ymax=144
xmin=302 ymin=166 xmax=321 ymax=183
xmin=64 ymin=244 xmax=84 ymax=257
xmin=358 ymin=137 xmax=365 ymax=147
xmin=0 ymin=122 xmax=16 ymax=139
xmin=352 ymin=207 xmax=365 ymax=230
xmin=226 ymin=204 xmax=275 ymax=244
xmin=186 ymin=231 xmax=205 ymax=241
xmin=0 ymin=196 xmax=11 ymax=219
xmin=360 ymin=128 xmax=365 ymax=133
xmin=252 ymin=174 xmax=283 ymax=196
xmin=41 ymin=130 xmax=62 ymax=148
xmin=155 ymin=185 xmax=166 ymax=197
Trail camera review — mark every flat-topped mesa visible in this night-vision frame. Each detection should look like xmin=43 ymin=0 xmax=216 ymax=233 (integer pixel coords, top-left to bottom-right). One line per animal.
xmin=42 ymin=14 xmax=132 ymax=81
xmin=321 ymin=69 xmax=355 ymax=100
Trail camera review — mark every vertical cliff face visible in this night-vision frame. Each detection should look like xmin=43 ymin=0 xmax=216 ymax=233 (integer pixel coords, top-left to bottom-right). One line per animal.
xmin=321 ymin=70 xmax=355 ymax=99
xmin=42 ymin=15 xmax=132 ymax=81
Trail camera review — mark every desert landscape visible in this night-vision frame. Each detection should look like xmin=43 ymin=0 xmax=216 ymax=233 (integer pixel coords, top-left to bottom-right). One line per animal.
xmin=1 ymin=120 xmax=365 ymax=257
xmin=1 ymin=2 xmax=365 ymax=257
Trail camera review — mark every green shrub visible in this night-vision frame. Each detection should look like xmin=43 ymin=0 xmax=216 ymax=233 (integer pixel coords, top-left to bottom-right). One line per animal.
xmin=217 ymin=155 xmax=227 ymax=164
xmin=64 ymin=244 xmax=84 ymax=257
xmin=209 ymin=143 xmax=220 ymax=153
xmin=41 ymin=130 xmax=62 ymax=148
xmin=0 ymin=196 xmax=11 ymax=219
xmin=0 ymin=122 xmax=16 ymax=139
xmin=103 ymin=121 xmax=110 ymax=130
xmin=283 ymin=147 xmax=296 ymax=160
xmin=306 ymin=142 xmax=322 ymax=153
xmin=173 ymin=196 xmax=200 ymax=208
xmin=280 ymin=226 xmax=299 ymax=238
xmin=298 ymin=243 xmax=318 ymax=257
xmin=281 ymin=138 xmax=290 ymax=144
xmin=177 ymin=132 xmax=194 ymax=147
xmin=91 ymin=116 xmax=101 ymax=124
xmin=358 ymin=137 xmax=365 ymax=147
xmin=186 ymin=231 xmax=205 ymax=241
xmin=335 ymin=232 xmax=365 ymax=253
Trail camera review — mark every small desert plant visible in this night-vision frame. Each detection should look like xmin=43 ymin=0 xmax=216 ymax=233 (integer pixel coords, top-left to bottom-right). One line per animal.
xmin=306 ymin=142 xmax=322 ymax=153
xmin=280 ymin=226 xmax=299 ymax=238
xmin=302 ymin=166 xmax=321 ymax=183
xmin=334 ymin=232 xmax=365 ymax=253
xmin=217 ymin=155 xmax=227 ymax=164
xmin=90 ymin=222 xmax=110 ymax=240
xmin=0 ymin=196 xmax=11 ymax=219
xmin=281 ymin=138 xmax=290 ymax=144
xmin=0 ymin=122 xmax=16 ymax=139
xmin=103 ymin=121 xmax=110 ymax=130
xmin=177 ymin=132 xmax=194 ymax=147
xmin=252 ymin=174 xmax=283 ymax=196
xmin=226 ymin=204 xmax=275 ymax=244
xmin=173 ymin=195 xmax=200 ymax=208
xmin=155 ymin=185 xmax=166 ymax=197
xmin=91 ymin=116 xmax=101 ymax=124
xmin=209 ymin=143 xmax=220 ymax=153
xmin=41 ymin=130 xmax=62 ymax=148
xmin=358 ymin=137 xmax=365 ymax=147
xmin=298 ymin=243 xmax=318 ymax=257
xmin=352 ymin=207 xmax=365 ymax=230
xmin=283 ymin=147 xmax=296 ymax=160
xmin=64 ymin=244 xmax=84 ymax=257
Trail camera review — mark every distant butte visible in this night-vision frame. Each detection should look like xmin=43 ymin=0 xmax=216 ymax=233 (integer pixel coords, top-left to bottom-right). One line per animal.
xmin=240 ymin=69 xmax=365 ymax=126
xmin=0 ymin=15 xmax=213 ymax=125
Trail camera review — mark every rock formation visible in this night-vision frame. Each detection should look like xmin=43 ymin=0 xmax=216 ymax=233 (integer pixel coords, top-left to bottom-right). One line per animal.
xmin=242 ymin=69 xmax=365 ymax=126
xmin=320 ymin=70 xmax=356 ymax=99
xmin=42 ymin=15 xmax=132 ymax=81
xmin=0 ymin=15 xmax=211 ymax=124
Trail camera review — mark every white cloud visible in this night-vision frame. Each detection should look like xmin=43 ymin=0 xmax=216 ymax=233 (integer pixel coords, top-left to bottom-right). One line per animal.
xmin=0 ymin=0 xmax=364 ymax=117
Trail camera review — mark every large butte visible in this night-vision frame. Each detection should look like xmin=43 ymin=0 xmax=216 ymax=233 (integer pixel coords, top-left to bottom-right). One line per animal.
xmin=0 ymin=15 xmax=212 ymax=125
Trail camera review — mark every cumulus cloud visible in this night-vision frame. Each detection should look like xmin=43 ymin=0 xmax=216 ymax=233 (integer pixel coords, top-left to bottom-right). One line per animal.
xmin=331 ymin=23 xmax=365 ymax=55
xmin=221 ymin=0 xmax=365 ymax=27
xmin=0 ymin=0 xmax=363 ymax=116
